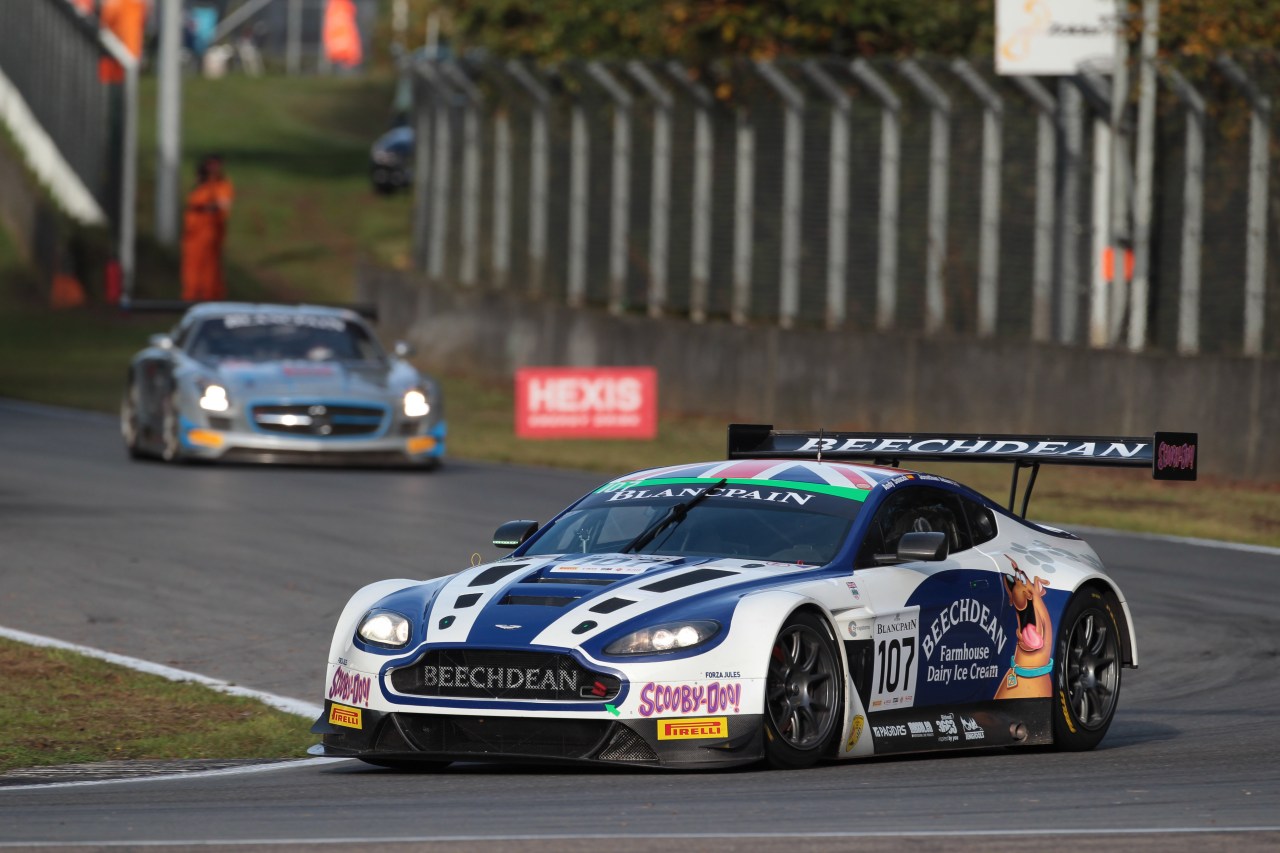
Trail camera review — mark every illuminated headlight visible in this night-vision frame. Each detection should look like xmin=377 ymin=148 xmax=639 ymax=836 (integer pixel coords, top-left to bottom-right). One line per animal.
xmin=603 ymin=621 xmax=719 ymax=656
xmin=198 ymin=384 xmax=229 ymax=412
xmin=357 ymin=610 xmax=411 ymax=648
xmin=403 ymin=389 xmax=430 ymax=418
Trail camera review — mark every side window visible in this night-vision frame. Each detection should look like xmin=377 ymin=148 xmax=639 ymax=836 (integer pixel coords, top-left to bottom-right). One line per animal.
xmin=961 ymin=497 xmax=998 ymax=545
xmin=856 ymin=486 xmax=971 ymax=567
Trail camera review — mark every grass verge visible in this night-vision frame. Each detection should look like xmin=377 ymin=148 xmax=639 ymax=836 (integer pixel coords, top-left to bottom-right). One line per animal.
xmin=0 ymin=639 xmax=314 ymax=774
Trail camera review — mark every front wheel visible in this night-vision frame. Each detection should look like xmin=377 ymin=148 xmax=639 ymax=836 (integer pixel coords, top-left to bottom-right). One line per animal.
xmin=120 ymin=380 xmax=146 ymax=459
xmin=159 ymin=393 xmax=185 ymax=463
xmin=1052 ymin=587 xmax=1123 ymax=751
xmin=763 ymin=611 xmax=843 ymax=769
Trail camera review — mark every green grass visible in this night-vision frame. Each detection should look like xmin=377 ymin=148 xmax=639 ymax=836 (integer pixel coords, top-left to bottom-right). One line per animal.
xmin=0 ymin=639 xmax=314 ymax=774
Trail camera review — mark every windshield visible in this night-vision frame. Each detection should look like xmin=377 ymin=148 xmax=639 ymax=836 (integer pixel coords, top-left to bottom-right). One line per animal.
xmin=186 ymin=313 xmax=384 ymax=363
xmin=523 ymin=479 xmax=865 ymax=565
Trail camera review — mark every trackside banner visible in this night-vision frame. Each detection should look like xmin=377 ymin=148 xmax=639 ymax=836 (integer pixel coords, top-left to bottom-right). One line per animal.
xmin=516 ymin=367 xmax=657 ymax=439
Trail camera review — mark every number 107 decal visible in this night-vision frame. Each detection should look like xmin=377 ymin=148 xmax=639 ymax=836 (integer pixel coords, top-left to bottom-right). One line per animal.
xmin=870 ymin=607 xmax=920 ymax=710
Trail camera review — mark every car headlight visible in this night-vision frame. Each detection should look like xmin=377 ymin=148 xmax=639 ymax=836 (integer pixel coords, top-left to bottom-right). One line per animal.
xmin=357 ymin=610 xmax=411 ymax=648
xmin=603 ymin=620 xmax=719 ymax=656
xmin=199 ymin=384 xmax=229 ymax=412
xmin=403 ymin=389 xmax=430 ymax=418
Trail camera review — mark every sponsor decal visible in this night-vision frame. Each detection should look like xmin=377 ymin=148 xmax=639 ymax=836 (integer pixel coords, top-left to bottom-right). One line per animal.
xmin=845 ymin=580 xmax=861 ymax=600
xmin=329 ymin=666 xmax=371 ymax=707
xmin=845 ymin=714 xmax=866 ymax=750
xmin=605 ymin=486 xmax=813 ymax=507
xmin=515 ymin=367 xmax=657 ymax=439
xmin=921 ymin=600 xmax=1008 ymax=662
xmin=872 ymin=724 xmax=907 ymax=738
xmin=422 ymin=665 xmax=576 ymax=693
xmin=704 ymin=671 xmax=740 ymax=679
xmin=870 ymin=608 xmax=920 ymax=710
xmin=935 ymin=712 xmax=959 ymax=743
xmin=328 ymin=703 xmax=362 ymax=729
xmin=908 ymin=720 xmax=935 ymax=738
xmin=636 ymin=681 xmax=742 ymax=717
xmin=798 ymin=436 xmax=1147 ymax=460
xmin=222 ymin=312 xmax=346 ymax=331
xmin=656 ymin=717 xmax=728 ymax=740
xmin=1156 ymin=440 xmax=1196 ymax=473
xmin=961 ymin=715 xmax=985 ymax=741
xmin=548 ymin=555 xmax=680 ymax=575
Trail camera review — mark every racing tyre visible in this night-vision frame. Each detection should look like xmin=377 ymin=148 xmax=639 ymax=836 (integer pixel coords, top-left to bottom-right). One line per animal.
xmin=120 ymin=380 xmax=146 ymax=459
xmin=763 ymin=611 xmax=843 ymax=769
xmin=1052 ymin=587 xmax=1123 ymax=751
xmin=159 ymin=393 xmax=185 ymax=463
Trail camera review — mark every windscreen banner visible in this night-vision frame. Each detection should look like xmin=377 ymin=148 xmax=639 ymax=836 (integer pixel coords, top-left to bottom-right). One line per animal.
xmin=515 ymin=367 xmax=657 ymax=440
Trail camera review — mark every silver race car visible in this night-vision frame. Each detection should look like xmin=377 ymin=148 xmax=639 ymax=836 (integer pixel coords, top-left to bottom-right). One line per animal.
xmin=121 ymin=302 xmax=445 ymax=467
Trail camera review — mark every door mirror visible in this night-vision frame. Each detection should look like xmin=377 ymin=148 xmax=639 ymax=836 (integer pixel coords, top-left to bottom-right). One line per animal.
xmin=897 ymin=531 xmax=948 ymax=562
xmin=149 ymin=334 xmax=174 ymax=350
xmin=493 ymin=520 xmax=539 ymax=550
xmin=393 ymin=340 xmax=414 ymax=358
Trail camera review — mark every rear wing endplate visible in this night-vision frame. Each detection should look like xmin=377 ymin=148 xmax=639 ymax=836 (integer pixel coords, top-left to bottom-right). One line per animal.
xmin=727 ymin=425 xmax=1198 ymax=516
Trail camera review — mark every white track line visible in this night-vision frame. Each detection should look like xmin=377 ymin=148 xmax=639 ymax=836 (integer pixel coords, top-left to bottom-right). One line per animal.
xmin=0 ymin=828 xmax=1278 ymax=846
xmin=0 ymin=626 xmax=321 ymax=718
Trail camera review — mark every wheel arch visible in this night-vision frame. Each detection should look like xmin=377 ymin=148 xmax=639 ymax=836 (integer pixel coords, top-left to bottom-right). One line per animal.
xmin=1073 ymin=577 xmax=1138 ymax=668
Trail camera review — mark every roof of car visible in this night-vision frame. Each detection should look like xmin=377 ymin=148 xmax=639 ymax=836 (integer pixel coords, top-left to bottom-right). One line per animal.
xmin=605 ymin=459 xmax=911 ymax=495
xmin=181 ymin=302 xmax=361 ymax=321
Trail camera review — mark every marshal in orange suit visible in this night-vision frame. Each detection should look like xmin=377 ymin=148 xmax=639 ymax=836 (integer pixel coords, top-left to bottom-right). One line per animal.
xmin=181 ymin=155 xmax=234 ymax=302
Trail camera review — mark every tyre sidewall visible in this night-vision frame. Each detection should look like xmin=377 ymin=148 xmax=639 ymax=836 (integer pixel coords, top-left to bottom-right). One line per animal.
xmin=763 ymin=610 xmax=843 ymax=770
xmin=1052 ymin=587 xmax=1123 ymax=751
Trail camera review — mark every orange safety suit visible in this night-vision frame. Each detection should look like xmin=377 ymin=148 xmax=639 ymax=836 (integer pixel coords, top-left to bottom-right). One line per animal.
xmin=181 ymin=177 xmax=234 ymax=302
xmin=323 ymin=0 xmax=363 ymax=68
xmin=98 ymin=0 xmax=148 ymax=84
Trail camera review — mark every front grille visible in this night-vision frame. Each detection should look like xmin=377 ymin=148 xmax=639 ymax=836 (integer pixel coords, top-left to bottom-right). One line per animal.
xmin=251 ymin=403 xmax=386 ymax=437
xmin=393 ymin=715 xmax=636 ymax=761
xmin=389 ymin=649 xmax=621 ymax=702
xmin=597 ymin=725 xmax=660 ymax=762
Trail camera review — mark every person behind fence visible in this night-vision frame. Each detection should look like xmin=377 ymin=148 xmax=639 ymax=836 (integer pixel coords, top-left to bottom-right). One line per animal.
xmin=181 ymin=155 xmax=234 ymax=302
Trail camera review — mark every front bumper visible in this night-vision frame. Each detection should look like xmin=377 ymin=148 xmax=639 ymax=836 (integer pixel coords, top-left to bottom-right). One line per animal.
xmin=178 ymin=412 xmax=446 ymax=466
xmin=309 ymin=700 xmax=764 ymax=769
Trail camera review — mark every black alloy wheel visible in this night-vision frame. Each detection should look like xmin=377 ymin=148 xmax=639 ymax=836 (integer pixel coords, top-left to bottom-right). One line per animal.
xmin=764 ymin=611 xmax=842 ymax=769
xmin=1053 ymin=587 xmax=1123 ymax=751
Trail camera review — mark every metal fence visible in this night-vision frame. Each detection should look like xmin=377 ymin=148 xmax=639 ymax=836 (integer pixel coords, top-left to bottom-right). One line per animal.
xmin=0 ymin=0 xmax=136 ymax=286
xmin=409 ymin=55 xmax=1280 ymax=358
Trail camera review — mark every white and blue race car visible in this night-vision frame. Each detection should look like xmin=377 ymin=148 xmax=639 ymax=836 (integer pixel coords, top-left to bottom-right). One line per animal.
xmin=121 ymin=302 xmax=445 ymax=467
xmin=311 ymin=425 xmax=1197 ymax=769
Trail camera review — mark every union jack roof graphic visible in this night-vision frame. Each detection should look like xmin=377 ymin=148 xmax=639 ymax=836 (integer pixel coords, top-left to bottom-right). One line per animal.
xmin=613 ymin=460 xmax=897 ymax=491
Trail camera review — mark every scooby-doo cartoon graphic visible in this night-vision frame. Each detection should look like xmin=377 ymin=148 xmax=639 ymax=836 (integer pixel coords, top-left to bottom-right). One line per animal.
xmin=994 ymin=556 xmax=1054 ymax=700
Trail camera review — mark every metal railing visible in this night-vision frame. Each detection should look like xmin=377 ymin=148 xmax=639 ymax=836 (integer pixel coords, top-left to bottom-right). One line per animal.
xmin=409 ymin=55 xmax=1280 ymax=358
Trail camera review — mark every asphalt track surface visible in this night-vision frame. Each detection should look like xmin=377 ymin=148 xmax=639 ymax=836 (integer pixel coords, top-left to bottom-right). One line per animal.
xmin=0 ymin=400 xmax=1277 ymax=852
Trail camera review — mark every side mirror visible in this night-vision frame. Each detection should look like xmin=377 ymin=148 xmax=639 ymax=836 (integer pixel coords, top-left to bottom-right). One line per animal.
xmin=897 ymin=531 xmax=949 ymax=562
xmin=493 ymin=520 xmax=539 ymax=550
xmin=149 ymin=334 xmax=174 ymax=350
xmin=393 ymin=341 xmax=414 ymax=358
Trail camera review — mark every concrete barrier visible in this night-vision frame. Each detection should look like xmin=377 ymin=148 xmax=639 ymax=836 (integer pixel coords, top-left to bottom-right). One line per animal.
xmin=359 ymin=265 xmax=1279 ymax=482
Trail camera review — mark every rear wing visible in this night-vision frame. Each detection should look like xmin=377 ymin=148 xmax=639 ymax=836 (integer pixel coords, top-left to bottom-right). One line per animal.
xmin=727 ymin=424 xmax=1198 ymax=516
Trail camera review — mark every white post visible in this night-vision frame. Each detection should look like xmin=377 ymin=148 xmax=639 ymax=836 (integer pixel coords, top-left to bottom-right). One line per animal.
xmin=442 ymin=63 xmax=483 ymax=288
xmin=154 ymin=0 xmax=182 ymax=248
xmin=1011 ymin=76 xmax=1058 ymax=342
xmin=732 ymin=107 xmax=755 ymax=325
xmin=99 ymin=29 xmax=138 ymax=303
xmin=666 ymin=62 xmax=714 ymax=323
xmin=952 ymin=59 xmax=1004 ymax=338
xmin=800 ymin=61 xmax=851 ymax=330
xmin=567 ymin=97 xmax=589 ymax=308
xmin=506 ymin=61 xmax=551 ymax=297
xmin=900 ymin=60 xmax=952 ymax=336
xmin=628 ymin=61 xmax=674 ymax=318
xmin=850 ymin=59 xmax=902 ymax=332
xmin=586 ymin=62 xmax=634 ymax=315
xmin=492 ymin=108 xmax=512 ymax=290
xmin=1127 ymin=0 xmax=1160 ymax=351
xmin=755 ymin=61 xmax=805 ymax=330
xmin=286 ymin=0 xmax=302 ymax=76
xmin=1108 ymin=1 xmax=1132 ymax=346
xmin=1162 ymin=67 xmax=1205 ymax=356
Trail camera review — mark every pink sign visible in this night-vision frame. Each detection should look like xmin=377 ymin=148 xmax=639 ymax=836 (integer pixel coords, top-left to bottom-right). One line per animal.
xmin=515 ymin=367 xmax=657 ymax=439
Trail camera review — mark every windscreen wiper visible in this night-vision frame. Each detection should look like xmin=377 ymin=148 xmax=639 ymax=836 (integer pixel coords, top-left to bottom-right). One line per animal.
xmin=621 ymin=478 xmax=726 ymax=554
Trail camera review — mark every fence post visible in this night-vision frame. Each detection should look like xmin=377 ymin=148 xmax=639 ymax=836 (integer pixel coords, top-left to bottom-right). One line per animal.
xmin=419 ymin=61 xmax=453 ymax=285
xmin=732 ymin=103 xmax=755 ymax=325
xmin=666 ymin=63 xmax=715 ymax=323
xmin=506 ymin=60 xmax=551 ymax=297
xmin=1010 ymin=76 xmax=1058 ymax=343
xmin=800 ymin=60 xmax=851 ymax=330
xmin=1058 ymin=79 xmax=1084 ymax=345
xmin=410 ymin=67 xmax=432 ymax=274
xmin=628 ymin=61 xmax=674 ymax=318
xmin=441 ymin=62 xmax=483 ymax=288
xmin=567 ymin=76 xmax=590 ymax=308
xmin=99 ymin=28 xmax=137 ymax=303
xmin=1217 ymin=57 xmax=1271 ymax=357
xmin=1161 ymin=66 xmax=1205 ymax=356
xmin=1077 ymin=71 xmax=1115 ymax=348
xmin=849 ymin=59 xmax=902 ymax=332
xmin=900 ymin=59 xmax=951 ymax=335
xmin=1108 ymin=3 xmax=1133 ymax=347
xmin=951 ymin=59 xmax=1003 ymax=338
xmin=755 ymin=61 xmax=805 ymax=330
xmin=586 ymin=62 xmax=634 ymax=315
xmin=1127 ymin=0 xmax=1160 ymax=352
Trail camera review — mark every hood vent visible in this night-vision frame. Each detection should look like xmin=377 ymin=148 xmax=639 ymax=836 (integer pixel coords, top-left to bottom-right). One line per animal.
xmin=639 ymin=568 xmax=737 ymax=593
xmin=453 ymin=593 xmax=482 ymax=609
xmin=588 ymin=597 xmax=635 ymax=614
xmin=499 ymin=594 xmax=579 ymax=607
xmin=469 ymin=563 xmax=529 ymax=588
xmin=521 ymin=575 xmax=616 ymax=587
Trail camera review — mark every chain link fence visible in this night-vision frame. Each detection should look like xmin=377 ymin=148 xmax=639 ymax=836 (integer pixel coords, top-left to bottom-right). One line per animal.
xmin=410 ymin=54 xmax=1280 ymax=359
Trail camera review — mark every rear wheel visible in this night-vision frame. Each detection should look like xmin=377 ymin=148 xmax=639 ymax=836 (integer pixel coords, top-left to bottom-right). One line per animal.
xmin=1052 ymin=587 xmax=1123 ymax=751
xmin=763 ymin=611 xmax=842 ymax=769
